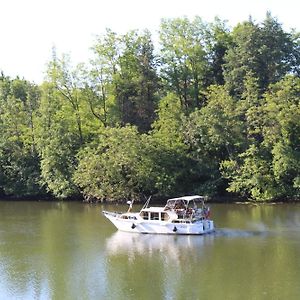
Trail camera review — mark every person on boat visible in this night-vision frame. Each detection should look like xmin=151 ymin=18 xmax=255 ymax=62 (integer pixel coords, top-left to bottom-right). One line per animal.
xmin=127 ymin=201 xmax=133 ymax=212
xmin=203 ymin=207 xmax=211 ymax=219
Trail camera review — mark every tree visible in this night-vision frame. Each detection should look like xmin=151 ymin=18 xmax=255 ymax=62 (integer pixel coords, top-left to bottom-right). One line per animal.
xmin=114 ymin=30 xmax=159 ymax=132
xmin=46 ymin=52 xmax=85 ymax=144
xmin=221 ymin=76 xmax=300 ymax=201
xmin=151 ymin=92 xmax=185 ymax=150
xmin=159 ymin=17 xmax=209 ymax=111
xmin=223 ymin=19 xmax=263 ymax=97
xmin=0 ymin=75 xmax=43 ymax=196
xmin=89 ymin=29 xmax=121 ymax=127
xmin=259 ymin=12 xmax=300 ymax=86
xmin=74 ymin=126 xmax=156 ymax=201
xmin=149 ymin=93 xmax=198 ymax=196
xmin=205 ymin=18 xmax=232 ymax=86
xmin=183 ymin=85 xmax=245 ymax=195
xmin=91 ymin=29 xmax=159 ymax=132
xmin=221 ymin=145 xmax=278 ymax=201
xmin=35 ymin=53 xmax=93 ymax=198
xmin=35 ymin=81 xmax=79 ymax=198
xmin=184 ymin=85 xmax=244 ymax=160
xmin=263 ymin=76 xmax=300 ymax=198
xmin=224 ymin=13 xmax=300 ymax=97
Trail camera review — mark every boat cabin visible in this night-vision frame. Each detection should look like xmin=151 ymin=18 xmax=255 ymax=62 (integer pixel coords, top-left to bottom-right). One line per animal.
xmin=139 ymin=207 xmax=172 ymax=221
xmin=138 ymin=196 xmax=206 ymax=222
xmin=119 ymin=213 xmax=137 ymax=220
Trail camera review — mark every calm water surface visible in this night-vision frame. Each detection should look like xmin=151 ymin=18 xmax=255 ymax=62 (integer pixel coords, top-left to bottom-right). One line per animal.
xmin=0 ymin=201 xmax=300 ymax=300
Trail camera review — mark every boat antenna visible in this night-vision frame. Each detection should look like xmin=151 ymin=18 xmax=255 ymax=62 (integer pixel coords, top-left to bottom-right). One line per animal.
xmin=142 ymin=195 xmax=152 ymax=209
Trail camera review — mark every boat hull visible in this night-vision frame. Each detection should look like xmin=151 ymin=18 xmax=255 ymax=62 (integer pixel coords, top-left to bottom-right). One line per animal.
xmin=103 ymin=211 xmax=214 ymax=235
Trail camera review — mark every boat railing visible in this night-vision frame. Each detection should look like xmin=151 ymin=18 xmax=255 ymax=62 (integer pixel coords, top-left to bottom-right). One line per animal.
xmin=103 ymin=211 xmax=120 ymax=217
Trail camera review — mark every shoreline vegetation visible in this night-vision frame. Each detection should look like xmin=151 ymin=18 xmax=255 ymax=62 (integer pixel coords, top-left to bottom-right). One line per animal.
xmin=0 ymin=195 xmax=298 ymax=205
xmin=0 ymin=12 xmax=299 ymax=203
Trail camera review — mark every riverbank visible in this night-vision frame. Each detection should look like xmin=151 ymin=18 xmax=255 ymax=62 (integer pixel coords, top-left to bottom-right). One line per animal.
xmin=0 ymin=194 xmax=299 ymax=204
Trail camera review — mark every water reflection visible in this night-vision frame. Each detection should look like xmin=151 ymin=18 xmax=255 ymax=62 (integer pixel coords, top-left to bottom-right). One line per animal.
xmin=104 ymin=231 xmax=216 ymax=300
xmin=105 ymin=231 xmax=215 ymax=261
xmin=105 ymin=228 xmax=270 ymax=254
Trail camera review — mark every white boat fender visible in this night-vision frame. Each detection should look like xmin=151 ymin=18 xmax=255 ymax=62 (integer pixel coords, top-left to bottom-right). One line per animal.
xmin=173 ymin=226 xmax=177 ymax=232
xmin=131 ymin=223 xmax=136 ymax=229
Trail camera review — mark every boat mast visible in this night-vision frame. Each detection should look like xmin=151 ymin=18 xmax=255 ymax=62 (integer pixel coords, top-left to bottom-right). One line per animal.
xmin=142 ymin=196 xmax=152 ymax=210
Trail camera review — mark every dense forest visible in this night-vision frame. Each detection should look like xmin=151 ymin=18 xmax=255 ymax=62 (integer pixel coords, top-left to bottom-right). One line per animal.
xmin=0 ymin=13 xmax=299 ymax=202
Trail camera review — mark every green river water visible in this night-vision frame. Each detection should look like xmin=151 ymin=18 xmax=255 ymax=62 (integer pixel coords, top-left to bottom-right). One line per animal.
xmin=0 ymin=201 xmax=300 ymax=300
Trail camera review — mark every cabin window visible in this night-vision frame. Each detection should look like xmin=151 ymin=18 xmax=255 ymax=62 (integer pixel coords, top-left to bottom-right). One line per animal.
xmin=150 ymin=212 xmax=159 ymax=220
xmin=161 ymin=212 xmax=169 ymax=221
xmin=121 ymin=215 xmax=128 ymax=219
xmin=172 ymin=219 xmax=191 ymax=224
xmin=140 ymin=211 xmax=149 ymax=220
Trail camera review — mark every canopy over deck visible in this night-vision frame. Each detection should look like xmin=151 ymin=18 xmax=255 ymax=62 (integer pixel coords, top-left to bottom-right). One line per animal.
xmin=164 ymin=195 xmax=205 ymax=210
xmin=167 ymin=195 xmax=205 ymax=202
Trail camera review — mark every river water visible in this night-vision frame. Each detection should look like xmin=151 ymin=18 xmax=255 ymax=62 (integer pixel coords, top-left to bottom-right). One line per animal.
xmin=0 ymin=201 xmax=300 ymax=300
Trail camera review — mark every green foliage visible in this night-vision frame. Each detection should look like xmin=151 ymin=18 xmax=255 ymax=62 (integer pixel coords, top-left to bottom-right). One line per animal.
xmin=74 ymin=126 xmax=157 ymax=201
xmin=35 ymin=78 xmax=82 ymax=198
xmin=184 ymin=85 xmax=244 ymax=160
xmin=1 ymin=14 xmax=300 ymax=202
xmin=149 ymin=93 xmax=208 ymax=196
xmin=91 ymin=29 xmax=160 ymax=132
xmin=182 ymin=85 xmax=245 ymax=195
xmin=221 ymin=76 xmax=300 ymax=201
xmin=151 ymin=93 xmax=185 ymax=150
xmin=221 ymin=145 xmax=278 ymax=201
xmin=205 ymin=18 xmax=233 ymax=86
xmin=224 ymin=13 xmax=300 ymax=97
xmin=159 ymin=17 xmax=209 ymax=110
xmin=0 ymin=76 xmax=44 ymax=196
xmin=74 ymin=125 xmax=209 ymax=201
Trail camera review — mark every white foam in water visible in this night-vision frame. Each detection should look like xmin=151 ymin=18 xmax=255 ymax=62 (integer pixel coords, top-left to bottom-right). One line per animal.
xmin=215 ymin=228 xmax=268 ymax=238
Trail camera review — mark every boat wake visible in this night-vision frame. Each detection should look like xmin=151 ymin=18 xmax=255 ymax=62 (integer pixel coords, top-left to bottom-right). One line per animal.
xmin=215 ymin=228 xmax=269 ymax=238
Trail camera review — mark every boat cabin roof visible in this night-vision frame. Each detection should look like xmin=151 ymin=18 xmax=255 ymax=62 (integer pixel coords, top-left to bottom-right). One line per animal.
xmin=164 ymin=195 xmax=205 ymax=210
xmin=140 ymin=195 xmax=206 ymax=212
xmin=168 ymin=195 xmax=204 ymax=202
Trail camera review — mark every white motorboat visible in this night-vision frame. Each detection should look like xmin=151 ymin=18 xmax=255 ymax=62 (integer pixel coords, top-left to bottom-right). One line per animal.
xmin=103 ymin=195 xmax=214 ymax=235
